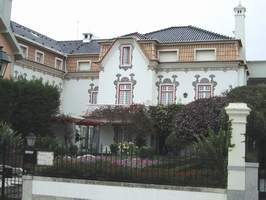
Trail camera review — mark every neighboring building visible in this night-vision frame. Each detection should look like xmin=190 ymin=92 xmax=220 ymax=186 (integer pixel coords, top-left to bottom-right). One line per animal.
xmin=247 ymin=60 xmax=266 ymax=85
xmin=0 ymin=0 xmax=22 ymax=78
xmin=1 ymin=0 xmax=259 ymax=151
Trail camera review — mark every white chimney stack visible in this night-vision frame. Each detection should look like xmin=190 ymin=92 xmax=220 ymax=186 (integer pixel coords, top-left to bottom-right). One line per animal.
xmin=234 ymin=2 xmax=246 ymax=61
xmin=83 ymin=33 xmax=93 ymax=43
xmin=0 ymin=0 xmax=13 ymax=25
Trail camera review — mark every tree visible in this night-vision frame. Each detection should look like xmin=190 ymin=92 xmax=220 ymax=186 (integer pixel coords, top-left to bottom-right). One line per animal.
xmin=149 ymin=104 xmax=183 ymax=153
xmin=227 ymin=85 xmax=266 ymax=162
xmin=0 ymin=79 xmax=60 ymax=138
xmin=168 ymin=97 xmax=229 ymax=151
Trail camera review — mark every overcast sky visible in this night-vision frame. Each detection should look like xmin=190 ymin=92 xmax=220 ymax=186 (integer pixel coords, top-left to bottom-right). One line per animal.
xmin=11 ymin=0 xmax=266 ymax=60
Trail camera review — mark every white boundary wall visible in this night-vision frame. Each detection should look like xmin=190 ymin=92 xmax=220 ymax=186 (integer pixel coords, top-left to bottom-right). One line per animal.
xmin=28 ymin=177 xmax=226 ymax=200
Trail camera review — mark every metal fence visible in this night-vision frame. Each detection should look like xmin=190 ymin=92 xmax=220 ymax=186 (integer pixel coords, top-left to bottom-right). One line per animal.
xmin=33 ymin=145 xmax=227 ymax=188
xmin=0 ymin=143 xmax=23 ymax=200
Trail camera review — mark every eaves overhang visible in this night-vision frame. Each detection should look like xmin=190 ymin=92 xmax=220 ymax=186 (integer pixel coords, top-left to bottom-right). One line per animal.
xmin=0 ymin=18 xmax=23 ymax=60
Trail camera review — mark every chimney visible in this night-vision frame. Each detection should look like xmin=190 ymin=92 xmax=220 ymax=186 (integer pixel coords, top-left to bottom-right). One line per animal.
xmin=83 ymin=33 xmax=93 ymax=43
xmin=0 ymin=0 xmax=13 ymax=25
xmin=234 ymin=2 xmax=246 ymax=60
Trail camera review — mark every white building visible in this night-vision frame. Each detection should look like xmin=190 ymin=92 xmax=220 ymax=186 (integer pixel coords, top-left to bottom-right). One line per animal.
xmin=0 ymin=1 xmax=264 ymax=150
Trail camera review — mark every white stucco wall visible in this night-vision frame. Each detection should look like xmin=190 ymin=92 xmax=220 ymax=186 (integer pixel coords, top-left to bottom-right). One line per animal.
xmin=247 ymin=61 xmax=266 ymax=78
xmin=98 ymin=39 xmax=156 ymax=105
xmin=32 ymin=180 xmax=226 ymax=200
xmin=62 ymin=78 xmax=98 ymax=116
xmin=157 ymin=69 xmax=242 ymax=104
xmin=13 ymin=64 xmax=63 ymax=88
xmin=13 ymin=64 xmax=64 ymax=111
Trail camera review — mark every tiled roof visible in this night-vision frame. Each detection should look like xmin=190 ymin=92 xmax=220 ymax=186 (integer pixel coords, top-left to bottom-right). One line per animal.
xmin=57 ymin=40 xmax=100 ymax=54
xmin=143 ymin=26 xmax=234 ymax=43
xmin=122 ymin=32 xmax=152 ymax=40
xmin=11 ymin=21 xmax=101 ymax=54
xmin=11 ymin=21 xmax=63 ymax=52
xmin=11 ymin=21 xmax=235 ymax=55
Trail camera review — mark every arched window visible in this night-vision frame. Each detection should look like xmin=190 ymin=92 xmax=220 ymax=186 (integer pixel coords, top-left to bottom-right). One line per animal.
xmin=114 ymin=73 xmax=136 ymax=105
xmin=192 ymin=75 xmax=217 ymax=100
xmin=159 ymin=84 xmax=175 ymax=105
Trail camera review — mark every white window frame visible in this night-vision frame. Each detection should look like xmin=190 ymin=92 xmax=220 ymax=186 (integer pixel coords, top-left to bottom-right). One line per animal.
xmin=196 ymin=83 xmax=213 ymax=100
xmin=117 ymin=82 xmax=133 ymax=105
xmin=19 ymin=43 xmax=28 ymax=59
xmin=157 ymin=49 xmax=179 ymax=62
xmin=194 ymin=48 xmax=216 ymax=61
xmin=35 ymin=50 xmax=45 ymax=64
xmin=159 ymin=83 xmax=175 ymax=105
xmin=120 ymin=44 xmax=132 ymax=67
xmin=76 ymin=60 xmax=92 ymax=71
xmin=55 ymin=57 xmax=64 ymax=70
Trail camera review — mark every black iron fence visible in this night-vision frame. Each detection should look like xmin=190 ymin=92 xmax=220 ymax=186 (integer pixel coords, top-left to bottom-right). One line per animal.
xmin=32 ymin=145 xmax=227 ymax=189
xmin=0 ymin=143 xmax=23 ymax=200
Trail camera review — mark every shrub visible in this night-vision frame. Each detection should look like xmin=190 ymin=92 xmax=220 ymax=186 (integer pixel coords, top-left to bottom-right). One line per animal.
xmin=0 ymin=122 xmax=22 ymax=146
xmin=149 ymin=104 xmax=183 ymax=152
xmin=227 ymin=86 xmax=266 ymax=138
xmin=227 ymin=85 xmax=266 ymax=116
xmin=69 ymin=145 xmax=78 ymax=156
xmin=165 ymin=134 xmax=188 ymax=154
xmin=110 ymin=143 xmax=119 ymax=155
xmin=168 ymin=97 xmax=228 ymax=151
xmin=0 ymin=79 xmax=60 ymax=138
xmin=138 ymin=146 xmax=154 ymax=159
xmin=227 ymin=85 xmax=266 ymax=162
xmin=36 ymin=136 xmax=62 ymax=152
xmin=134 ymin=134 xmax=146 ymax=148
xmin=194 ymin=125 xmax=233 ymax=184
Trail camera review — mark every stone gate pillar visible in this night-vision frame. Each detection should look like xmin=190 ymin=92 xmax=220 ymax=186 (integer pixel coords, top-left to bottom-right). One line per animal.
xmin=225 ymin=103 xmax=259 ymax=200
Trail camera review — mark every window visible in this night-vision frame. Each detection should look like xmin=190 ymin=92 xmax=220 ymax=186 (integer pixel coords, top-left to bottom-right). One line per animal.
xmin=195 ymin=49 xmax=216 ymax=61
xmin=55 ymin=58 xmax=63 ymax=70
xmin=197 ymin=84 xmax=212 ymax=99
xmin=19 ymin=44 xmax=28 ymax=58
xmin=91 ymin=91 xmax=98 ymax=104
xmin=160 ymin=84 xmax=175 ymax=105
xmin=120 ymin=45 xmax=132 ymax=66
xmin=35 ymin=50 xmax=44 ymax=63
xmin=158 ymin=50 xmax=179 ymax=62
xmin=77 ymin=60 xmax=91 ymax=71
xmin=118 ymin=83 xmax=132 ymax=105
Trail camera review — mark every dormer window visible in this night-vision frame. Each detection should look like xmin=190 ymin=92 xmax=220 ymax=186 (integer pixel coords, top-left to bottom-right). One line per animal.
xmin=195 ymin=49 xmax=216 ymax=61
xmin=35 ymin=50 xmax=44 ymax=64
xmin=158 ymin=50 xmax=179 ymax=62
xmin=119 ymin=44 xmax=133 ymax=69
xmin=19 ymin=44 xmax=28 ymax=58
xmin=77 ymin=60 xmax=91 ymax=71
xmin=55 ymin=57 xmax=63 ymax=70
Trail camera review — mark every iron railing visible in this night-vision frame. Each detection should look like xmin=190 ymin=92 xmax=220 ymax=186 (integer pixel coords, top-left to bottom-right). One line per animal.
xmin=33 ymin=145 xmax=227 ymax=188
xmin=0 ymin=143 xmax=23 ymax=200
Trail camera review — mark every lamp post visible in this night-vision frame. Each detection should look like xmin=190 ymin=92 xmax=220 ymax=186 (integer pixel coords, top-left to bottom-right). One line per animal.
xmin=26 ymin=132 xmax=37 ymax=148
xmin=0 ymin=46 xmax=11 ymax=79
xmin=24 ymin=132 xmax=37 ymax=174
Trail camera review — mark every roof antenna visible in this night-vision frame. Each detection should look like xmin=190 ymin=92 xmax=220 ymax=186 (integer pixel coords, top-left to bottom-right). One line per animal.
xmin=76 ymin=20 xmax=79 ymax=40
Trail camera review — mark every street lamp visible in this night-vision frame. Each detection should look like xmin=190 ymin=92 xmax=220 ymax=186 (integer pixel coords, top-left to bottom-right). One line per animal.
xmin=24 ymin=132 xmax=37 ymax=174
xmin=0 ymin=46 xmax=11 ymax=78
xmin=26 ymin=132 xmax=37 ymax=147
